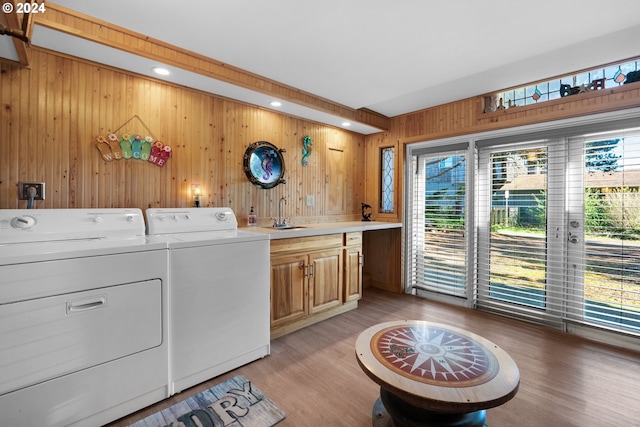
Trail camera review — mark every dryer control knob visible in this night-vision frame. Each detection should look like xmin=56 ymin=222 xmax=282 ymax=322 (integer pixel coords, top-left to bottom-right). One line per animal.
xmin=93 ymin=216 xmax=104 ymax=223
xmin=10 ymin=215 xmax=36 ymax=229
xmin=126 ymin=215 xmax=134 ymax=222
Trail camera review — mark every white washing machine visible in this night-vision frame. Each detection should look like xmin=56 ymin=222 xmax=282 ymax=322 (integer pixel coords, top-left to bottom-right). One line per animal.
xmin=0 ymin=208 xmax=169 ymax=426
xmin=145 ymin=208 xmax=270 ymax=394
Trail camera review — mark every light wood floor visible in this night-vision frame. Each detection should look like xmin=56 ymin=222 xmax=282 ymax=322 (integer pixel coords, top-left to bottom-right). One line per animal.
xmin=108 ymin=288 xmax=640 ymax=427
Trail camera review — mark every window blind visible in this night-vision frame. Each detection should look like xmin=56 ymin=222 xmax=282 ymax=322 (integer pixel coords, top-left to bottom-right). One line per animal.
xmin=476 ymin=130 xmax=640 ymax=335
xmin=407 ymin=114 xmax=640 ymax=340
xmin=410 ymin=148 xmax=468 ymax=298
xmin=476 ymin=141 xmax=566 ymax=329
xmin=565 ymin=131 xmax=640 ymax=334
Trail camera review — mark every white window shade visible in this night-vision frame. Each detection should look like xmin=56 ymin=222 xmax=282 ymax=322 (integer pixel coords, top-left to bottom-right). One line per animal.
xmin=476 ymin=130 xmax=640 ymax=335
xmin=410 ymin=148 xmax=468 ymax=298
xmin=566 ymin=132 xmax=640 ymax=333
xmin=476 ymin=141 xmax=566 ymax=329
xmin=407 ymin=114 xmax=640 ymax=344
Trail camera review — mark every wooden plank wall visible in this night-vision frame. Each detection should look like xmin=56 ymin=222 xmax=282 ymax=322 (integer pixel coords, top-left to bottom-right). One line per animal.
xmin=363 ymin=82 xmax=640 ymax=222
xmin=0 ymin=48 xmax=365 ymax=224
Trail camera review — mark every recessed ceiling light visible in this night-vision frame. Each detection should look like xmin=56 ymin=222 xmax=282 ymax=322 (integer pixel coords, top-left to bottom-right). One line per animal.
xmin=342 ymin=122 xmax=351 ymax=127
xmin=152 ymin=67 xmax=171 ymax=76
xmin=270 ymin=101 xmax=282 ymax=107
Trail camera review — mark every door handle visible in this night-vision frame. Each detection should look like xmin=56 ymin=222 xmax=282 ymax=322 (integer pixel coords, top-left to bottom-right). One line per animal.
xmin=568 ymin=233 xmax=579 ymax=244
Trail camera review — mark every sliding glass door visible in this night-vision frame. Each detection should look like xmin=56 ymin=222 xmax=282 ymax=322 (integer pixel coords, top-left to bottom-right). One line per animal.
xmin=477 ymin=141 xmax=565 ymax=328
xmin=565 ymin=131 xmax=640 ymax=332
xmin=407 ymin=119 xmax=640 ymax=340
xmin=409 ymin=146 xmax=469 ymax=299
xmin=476 ymin=131 xmax=640 ymax=333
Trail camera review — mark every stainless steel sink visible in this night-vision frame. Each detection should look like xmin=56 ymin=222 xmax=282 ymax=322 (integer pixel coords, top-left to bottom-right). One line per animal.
xmin=267 ymin=225 xmax=305 ymax=230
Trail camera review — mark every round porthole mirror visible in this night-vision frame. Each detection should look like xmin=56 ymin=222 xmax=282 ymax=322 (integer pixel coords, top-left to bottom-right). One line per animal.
xmin=243 ymin=141 xmax=286 ymax=189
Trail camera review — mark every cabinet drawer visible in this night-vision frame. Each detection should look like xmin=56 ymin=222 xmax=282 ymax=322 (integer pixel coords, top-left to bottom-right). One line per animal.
xmin=270 ymin=233 xmax=343 ymax=254
xmin=344 ymin=231 xmax=362 ymax=246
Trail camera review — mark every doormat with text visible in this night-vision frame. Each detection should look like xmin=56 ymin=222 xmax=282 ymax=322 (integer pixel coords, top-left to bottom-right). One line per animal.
xmin=129 ymin=375 xmax=286 ymax=427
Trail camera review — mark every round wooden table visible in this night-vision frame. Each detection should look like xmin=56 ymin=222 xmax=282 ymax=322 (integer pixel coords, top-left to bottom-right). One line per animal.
xmin=355 ymin=320 xmax=520 ymax=427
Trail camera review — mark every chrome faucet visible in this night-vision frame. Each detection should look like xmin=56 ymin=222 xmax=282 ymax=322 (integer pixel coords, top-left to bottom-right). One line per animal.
xmin=273 ymin=196 xmax=288 ymax=228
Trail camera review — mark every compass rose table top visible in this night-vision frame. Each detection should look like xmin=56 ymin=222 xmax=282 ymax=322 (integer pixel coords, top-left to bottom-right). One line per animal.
xmin=356 ymin=320 xmax=520 ymax=414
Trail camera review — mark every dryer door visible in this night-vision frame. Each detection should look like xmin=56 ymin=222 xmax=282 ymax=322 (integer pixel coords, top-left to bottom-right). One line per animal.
xmin=0 ymin=279 xmax=162 ymax=395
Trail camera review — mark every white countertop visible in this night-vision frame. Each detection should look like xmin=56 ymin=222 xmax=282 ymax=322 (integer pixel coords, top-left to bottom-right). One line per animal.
xmin=241 ymin=221 xmax=402 ymax=239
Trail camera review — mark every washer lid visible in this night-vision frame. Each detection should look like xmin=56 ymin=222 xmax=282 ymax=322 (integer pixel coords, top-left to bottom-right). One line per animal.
xmin=146 ymin=229 xmax=268 ymax=249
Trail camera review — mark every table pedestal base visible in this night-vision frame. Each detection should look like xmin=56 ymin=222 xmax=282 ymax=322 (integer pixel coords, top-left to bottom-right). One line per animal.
xmin=372 ymin=388 xmax=488 ymax=427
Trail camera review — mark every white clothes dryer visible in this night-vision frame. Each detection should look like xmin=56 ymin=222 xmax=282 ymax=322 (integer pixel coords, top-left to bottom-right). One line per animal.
xmin=0 ymin=208 xmax=169 ymax=427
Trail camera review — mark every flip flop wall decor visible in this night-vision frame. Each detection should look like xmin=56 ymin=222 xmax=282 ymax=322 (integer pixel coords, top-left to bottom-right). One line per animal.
xmin=94 ymin=136 xmax=115 ymax=162
xmin=94 ymin=115 xmax=170 ymax=166
xmin=148 ymin=141 xmax=172 ymax=167
xmin=107 ymin=134 xmax=122 ymax=159
xmin=120 ymin=133 xmax=133 ymax=159
xmin=140 ymin=137 xmax=153 ymax=161
xmin=94 ymin=132 xmax=171 ymax=167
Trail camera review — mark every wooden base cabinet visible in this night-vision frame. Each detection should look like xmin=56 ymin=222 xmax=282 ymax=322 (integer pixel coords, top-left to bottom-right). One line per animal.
xmin=343 ymin=232 xmax=363 ymax=303
xmin=308 ymin=249 xmax=343 ymax=314
xmin=270 ymin=253 xmax=308 ymax=328
xmin=270 ymin=233 xmax=361 ymax=338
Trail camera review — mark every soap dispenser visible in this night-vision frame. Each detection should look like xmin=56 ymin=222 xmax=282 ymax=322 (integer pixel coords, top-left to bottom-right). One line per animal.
xmin=248 ymin=206 xmax=257 ymax=226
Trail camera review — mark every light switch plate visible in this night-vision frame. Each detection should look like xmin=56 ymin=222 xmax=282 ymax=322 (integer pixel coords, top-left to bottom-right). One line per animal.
xmin=306 ymin=195 xmax=315 ymax=206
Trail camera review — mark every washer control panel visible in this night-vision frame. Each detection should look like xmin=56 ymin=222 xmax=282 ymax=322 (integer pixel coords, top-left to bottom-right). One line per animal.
xmin=145 ymin=208 xmax=238 ymax=235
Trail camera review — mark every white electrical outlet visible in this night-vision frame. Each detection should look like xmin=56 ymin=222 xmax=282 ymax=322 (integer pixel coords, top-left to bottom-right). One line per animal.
xmin=19 ymin=182 xmax=46 ymax=200
xmin=306 ymin=195 xmax=315 ymax=206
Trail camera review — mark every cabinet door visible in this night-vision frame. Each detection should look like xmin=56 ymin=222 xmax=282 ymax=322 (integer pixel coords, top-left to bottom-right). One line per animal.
xmin=308 ymin=249 xmax=343 ymax=314
xmin=326 ymin=146 xmax=346 ymax=214
xmin=344 ymin=246 xmax=363 ymax=302
xmin=271 ymin=254 xmax=308 ymax=327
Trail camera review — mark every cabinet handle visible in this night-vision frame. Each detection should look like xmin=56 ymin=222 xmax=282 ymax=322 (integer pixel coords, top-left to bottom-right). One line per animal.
xmin=298 ymin=261 xmax=305 ymax=270
xmin=360 ymin=254 xmax=364 ymax=267
xmin=308 ymin=264 xmax=314 ymax=278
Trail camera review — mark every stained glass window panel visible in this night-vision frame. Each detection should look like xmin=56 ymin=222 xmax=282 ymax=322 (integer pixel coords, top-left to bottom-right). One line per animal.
xmin=380 ymin=147 xmax=394 ymax=213
xmin=492 ymin=58 xmax=640 ymax=111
